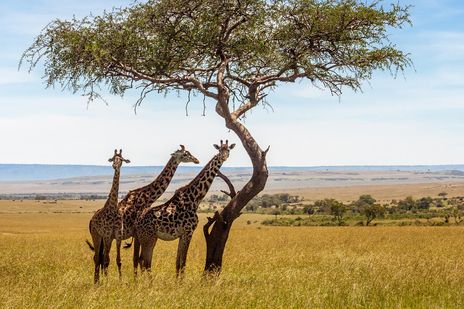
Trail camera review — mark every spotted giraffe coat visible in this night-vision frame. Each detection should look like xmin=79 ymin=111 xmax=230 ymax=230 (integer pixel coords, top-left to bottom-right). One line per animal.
xmin=116 ymin=156 xmax=186 ymax=241
xmin=135 ymin=153 xmax=224 ymax=243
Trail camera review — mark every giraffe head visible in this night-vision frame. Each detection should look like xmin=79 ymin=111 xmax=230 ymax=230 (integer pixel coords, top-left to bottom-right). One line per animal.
xmin=171 ymin=145 xmax=200 ymax=164
xmin=213 ymin=140 xmax=236 ymax=162
xmin=108 ymin=149 xmax=131 ymax=170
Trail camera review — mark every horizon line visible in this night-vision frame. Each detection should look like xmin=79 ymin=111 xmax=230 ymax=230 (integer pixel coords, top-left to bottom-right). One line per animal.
xmin=2 ymin=163 xmax=464 ymax=168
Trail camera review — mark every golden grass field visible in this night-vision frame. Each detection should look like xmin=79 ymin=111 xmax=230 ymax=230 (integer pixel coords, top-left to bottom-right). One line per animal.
xmin=1 ymin=197 xmax=464 ymax=308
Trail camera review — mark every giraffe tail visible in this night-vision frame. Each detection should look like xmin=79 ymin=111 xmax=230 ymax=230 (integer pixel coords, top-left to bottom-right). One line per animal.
xmin=85 ymin=220 xmax=95 ymax=251
xmin=85 ymin=239 xmax=95 ymax=251
xmin=123 ymin=237 xmax=133 ymax=249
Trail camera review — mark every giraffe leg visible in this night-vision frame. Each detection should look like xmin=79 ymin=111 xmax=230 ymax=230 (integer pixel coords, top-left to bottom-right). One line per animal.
xmin=176 ymin=233 xmax=192 ymax=277
xmin=102 ymin=237 xmax=113 ymax=278
xmin=132 ymin=237 xmax=141 ymax=277
xmin=116 ymin=239 xmax=122 ymax=279
xmin=140 ymin=237 xmax=157 ymax=273
xmin=91 ymin=234 xmax=103 ymax=284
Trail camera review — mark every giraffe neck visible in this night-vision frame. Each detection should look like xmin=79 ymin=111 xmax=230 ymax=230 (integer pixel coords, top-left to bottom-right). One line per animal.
xmin=144 ymin=156 xmax=179 ymax=205
xmin=180 ymin=154 xmax=223 ymax=209
xmin=104 ymin=167 xmax=120 ymax=209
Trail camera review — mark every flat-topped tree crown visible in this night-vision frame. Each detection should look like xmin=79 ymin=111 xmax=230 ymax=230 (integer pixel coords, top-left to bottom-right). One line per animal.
xmin=21 ymin=0 xmax=411 ymax=115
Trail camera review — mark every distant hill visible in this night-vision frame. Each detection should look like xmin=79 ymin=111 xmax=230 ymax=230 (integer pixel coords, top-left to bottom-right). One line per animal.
xmin=1 ymin=163 xmax=464 ymax=182
xmin=0 ymin=164 xmax=251 ymax=182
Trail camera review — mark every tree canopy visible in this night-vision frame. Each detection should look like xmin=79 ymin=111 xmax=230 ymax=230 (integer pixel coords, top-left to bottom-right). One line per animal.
xmin=21 ymin=0 xmax=411 ymax=114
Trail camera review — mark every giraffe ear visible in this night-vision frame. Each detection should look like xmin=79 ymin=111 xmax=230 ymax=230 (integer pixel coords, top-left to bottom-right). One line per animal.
xmin=180 ymin=144 xmax=185 ymax=151
xmin=213 ymin=144 xmax=220 ymax=150
xmin=229 ymin=143 xmax=236 ymax=149
xmin=108 ymin=158 xmax=113 ymax=162
xmin=124 ymin=159 xmax=131 ymax=164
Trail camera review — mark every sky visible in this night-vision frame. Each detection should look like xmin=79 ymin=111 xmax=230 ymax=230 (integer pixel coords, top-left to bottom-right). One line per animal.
xmin=0 ymin=0 xmax=464 ymax=167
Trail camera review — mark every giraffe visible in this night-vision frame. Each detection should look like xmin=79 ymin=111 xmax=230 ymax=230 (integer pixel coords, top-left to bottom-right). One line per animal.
xmin=86 ymin=149 xmax=130 ymax=284
xmin=134 ymin=140 xmax=235 ymax=276
xmin=114 ymin=145 xmax=200 ymax=277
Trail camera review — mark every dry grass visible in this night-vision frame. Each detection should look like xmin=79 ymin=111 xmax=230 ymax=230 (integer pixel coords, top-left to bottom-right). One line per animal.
xmin=0 ymin=199 xmax=101 ymax=214
xmin=1 ymin=211 xmax=464 ymax=308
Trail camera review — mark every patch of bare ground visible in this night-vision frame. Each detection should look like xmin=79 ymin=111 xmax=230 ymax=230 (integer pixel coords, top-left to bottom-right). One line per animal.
xmin=266 ymin=182 xmax=464 ymax=203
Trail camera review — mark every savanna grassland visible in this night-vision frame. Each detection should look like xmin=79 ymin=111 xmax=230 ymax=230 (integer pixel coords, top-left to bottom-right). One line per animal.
xmin=1 ymin=200 xmax=464 ymax=308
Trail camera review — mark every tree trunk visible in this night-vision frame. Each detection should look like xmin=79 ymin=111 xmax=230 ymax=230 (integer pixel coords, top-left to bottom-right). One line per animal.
xmin=203 ymin=118 xmax=269 ymax=274
xmin=366 ymin=216 xmax=373 ymax=226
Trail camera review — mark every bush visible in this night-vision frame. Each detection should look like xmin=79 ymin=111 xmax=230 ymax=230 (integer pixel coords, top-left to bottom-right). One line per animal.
xmin=416 ymin=197 xmax=433 ymax=210
xmin=398 ymin=196 xmax=415 ymax=211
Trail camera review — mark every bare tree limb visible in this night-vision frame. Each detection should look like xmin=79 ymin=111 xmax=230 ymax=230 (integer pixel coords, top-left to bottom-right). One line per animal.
xmin=217 ymin=170 xmax=237 ymax=198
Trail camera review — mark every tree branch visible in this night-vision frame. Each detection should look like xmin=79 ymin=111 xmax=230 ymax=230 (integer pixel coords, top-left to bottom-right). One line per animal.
xmin=231 ymin=84 xmax=260 ymax=119
xmin=226 ymin=71 xmax=251 ymax=87
xmin=224 ymin=16 xmax=247 ymax=41
xmin=215 ymin=58 xmax=235 ymax=122
xmin=114 ymin=59 xmax=219 ymax=99
xmin=256 ymin=72 xmax=307 ymax=85
xmin=216 ymin=170 xmax=237 ymax=198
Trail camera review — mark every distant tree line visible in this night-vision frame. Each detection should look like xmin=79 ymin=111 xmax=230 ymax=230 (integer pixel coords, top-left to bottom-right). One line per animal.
xmin=255 ymin=192 xmax=464 ymax=227
xmin=244 ymin=193 xmax=304 ymax=212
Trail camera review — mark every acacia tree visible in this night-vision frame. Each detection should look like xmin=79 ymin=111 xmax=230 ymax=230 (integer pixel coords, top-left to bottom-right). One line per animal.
xmin=360 ymin=204 xmax=385 ymax=225
xmin=355 ymin=194 xmax=384 ymax=225
xmin=21 ymin=0 xmax=411 ymax=274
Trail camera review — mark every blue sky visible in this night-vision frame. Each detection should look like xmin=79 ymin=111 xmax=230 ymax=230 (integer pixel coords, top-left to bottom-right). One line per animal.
xmin=0 ymin=0 xmax=464 ymax=166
